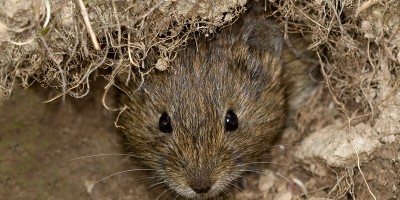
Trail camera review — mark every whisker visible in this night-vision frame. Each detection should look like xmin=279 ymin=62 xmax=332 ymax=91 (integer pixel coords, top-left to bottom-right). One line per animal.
xmin=143 ymin=181 xmax=165 ymax=191
xmin=156 ymin=188 xmax=172 ymax=200
xmin=228 ymin=182 xmax=244 ymax=193
xmin=134 ymin=175 xmax=164 ymax=182
xmin=221 ymin=189 xmax=230 ymax=199
xmin=67 ymin=153 xmax=140 ymax=162
xmin=273 ymin=171 xmax=293 ymax=185
xmin=239 ymin=169 xmax=293 ymax=185
xmin=264 ymin=143 xmax=300 ymax=150
xmin=234 ymin=143 xmax=299 ymax=161
xmin=236 ymin=161 xmax=292 ymax=167
xmin=93 ymin=168 xmax=160 ymax=188
xmin=164 ymin=188 xmax=176 ymax=200
xmin=254 ymin=155 xmax=295 ymax=161
xmin=107 ymin=174 xmax=164 ymax=188
xmin=173 ymin=193 xmax=180 ymax=200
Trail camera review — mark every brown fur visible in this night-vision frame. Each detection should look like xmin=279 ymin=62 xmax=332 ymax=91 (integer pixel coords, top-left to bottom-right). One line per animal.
xmin=117 ymin=18 xmax=288 ymax=199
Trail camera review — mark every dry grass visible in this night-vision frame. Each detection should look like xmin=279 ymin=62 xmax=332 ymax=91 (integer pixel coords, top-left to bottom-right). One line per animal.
xmin=2 ymin=0 xmax=399 ymax=118
xmin=275 ymin=0 xmax=400 ymax=124
xmin=1 ymin=1 xmax=399 ymax=198
xmin=0 ymin=0 xmax=246 ymax=103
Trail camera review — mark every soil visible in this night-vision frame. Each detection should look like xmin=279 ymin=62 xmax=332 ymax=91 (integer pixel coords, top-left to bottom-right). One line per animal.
xmin=0 ymin=82 xmax=157 ymax=200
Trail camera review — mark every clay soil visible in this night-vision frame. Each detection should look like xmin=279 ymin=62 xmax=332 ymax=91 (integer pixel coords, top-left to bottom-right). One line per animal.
xmin=0 ymin=82 xmax=159 ymax=200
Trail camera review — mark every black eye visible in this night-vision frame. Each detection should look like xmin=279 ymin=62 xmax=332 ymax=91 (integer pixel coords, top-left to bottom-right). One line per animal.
xmin=225 ymin=110 xmax=238 ymax=132
xmin=159 ymin=112 xmax=172 ymax=133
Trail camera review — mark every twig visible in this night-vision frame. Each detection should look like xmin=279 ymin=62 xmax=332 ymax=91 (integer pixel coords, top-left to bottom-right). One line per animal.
xmin=319 ymin=50 xmax=377 ymax=200
xmin=77 ymin=0 xmax=100 ymax=50
xmin=346 ymin=119 xmax=377 ymax=200
xmin=9 ymin=38 xmax=35 ymax=46
xmin=39 ymin=36 xmax=67 ymax=102
xmin=42 ymin=0 xmax=51 ymax=28
xmin=135 ymin=0 xmax=166 ymax=21
xmin=284 ymin=22 xmax=319 ymax=65
xmin=44 ymin=29 xmax=109 ymax=103
xmin=293 ymin=5 xmax=326 ymax=29
xmin=356 ymin=0 xmax=381 ymax=16
xmin=317 ymin=52 xmax=347 ymax=114
xmin=114 ymin=104 xmax=128 ymax=129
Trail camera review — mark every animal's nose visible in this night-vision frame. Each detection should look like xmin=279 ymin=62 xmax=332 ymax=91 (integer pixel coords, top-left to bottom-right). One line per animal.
xmin=191 ymin=184 xmax=211 ymax=194
xmin=189 ymin=176 xmax=212 ymax=194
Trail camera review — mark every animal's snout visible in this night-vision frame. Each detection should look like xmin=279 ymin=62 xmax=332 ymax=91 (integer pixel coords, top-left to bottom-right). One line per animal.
xmin=189 ymin=176 xmax=213 ymax=194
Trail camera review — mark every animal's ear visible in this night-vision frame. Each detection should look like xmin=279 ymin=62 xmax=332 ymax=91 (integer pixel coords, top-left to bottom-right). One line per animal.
xmin=230 ymin=19 xmax=283 ymax=81
xmin=242 ymin=19 xmax=283 ymax=57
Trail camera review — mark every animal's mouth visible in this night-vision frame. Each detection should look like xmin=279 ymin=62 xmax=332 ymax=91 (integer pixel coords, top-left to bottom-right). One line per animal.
xmin=165 ymin=181 xmax=219 ymax=199
xmin=181 ymin=185 xmax=223 ymax=200
xmin=164 ymin=170 xmax=242 ymax=199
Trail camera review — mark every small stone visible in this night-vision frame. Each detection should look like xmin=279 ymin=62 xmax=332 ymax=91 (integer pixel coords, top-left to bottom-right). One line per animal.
xmin=84 ymin=180 xmax=95 ymax=194
xmin=155 ymin=58 xmax=169 ymax=71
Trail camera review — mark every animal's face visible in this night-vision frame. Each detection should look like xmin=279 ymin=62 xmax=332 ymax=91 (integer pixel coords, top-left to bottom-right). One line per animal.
xmin=118 ymin=19 xmax=285 ymax=199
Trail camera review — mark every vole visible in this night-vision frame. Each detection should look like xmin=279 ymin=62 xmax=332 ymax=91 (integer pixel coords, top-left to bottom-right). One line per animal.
xmin=116 ymin=15 xmax=313 ymax=199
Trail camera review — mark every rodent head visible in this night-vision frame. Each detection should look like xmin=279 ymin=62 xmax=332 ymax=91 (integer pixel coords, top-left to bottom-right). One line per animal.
xmin=117 ymin=19 xmax=285 ymax=199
